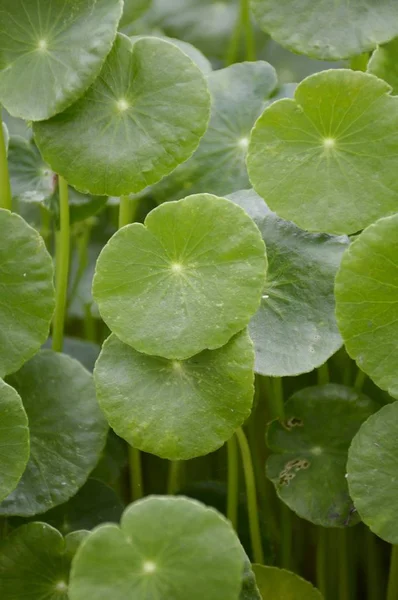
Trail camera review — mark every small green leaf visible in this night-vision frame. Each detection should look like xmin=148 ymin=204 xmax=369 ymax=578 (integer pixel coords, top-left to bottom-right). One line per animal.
xmin=34 ymin=34 xmax=211 ymax=196
xmin=347 ymin=401 xmax=398 ymax=543
xmin=0 ymin=380 xmax=29 ymax=503
xmin=93 ymin=194 xmax=266 ymax=360
xmin=251 ymin=0 xmax=398 ymax=60
xmin=0 ymin=209 xmax=55 ymax=378
xmin=0 ymin=522 xmax=88 ymax=600
xmin=252 ymin=564 xmax=323 ymax=599
xmin=0 ymin=0 xmax=123 ymax=120
xmin=0 ymin=351 xmax=108 ymax=516
xmin=368 ymin=37 xmax=398 ymax=94
xmin=94 ymin=331 xmax=254 ymax=460
xmin=151 ymin=62 xmax=277 ymax=202
xmin=247 ymin=69 xmax=398 ymax=234
xmin=8 ymin=137 xmax=54 ymax=204
xmin=267 ymin=384 xmax=377 ymax=527
xmin=335 ymin=214 xmax=398 ymax=400
xmin=69 ymin=495 xmax=245 ymax=600
xmin=18 ymin=479 xmax=124 ymax=535
xmin=229 ymin=189 xmax=347 ymax=377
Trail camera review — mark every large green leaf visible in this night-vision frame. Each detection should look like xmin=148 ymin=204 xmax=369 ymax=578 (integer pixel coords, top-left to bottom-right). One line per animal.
xmin=252 ymin=565 xmax=323 ymax=599
xmin=247 ymin=69 xmax=398 ymax=235
xmin=0 ymin=351 xmax=107 ymax=516
xmin=251 ymin=0 xmax=398 ymax=60
xmin=347 ymin=402 xmax=398 ymax=543
xmin=151 ymin=62 xmax=277 ymax=202
xmin=267 ymin=384 xmax=377 ymax=527
xmin=368 ymin=37 xmax=398 ymax=94
xmin=335 ymin=214 xmax=398 ymax=399
xmin=0 ymin=209 xmax=55 ymax=378
xmin=34 ymin=34 xmax=210 ymax=196
xmin=0 ymin=380 xmax=29 ymax=503
xmin=229 ymin=189 xmax=347 ymax=376
xmin=0 ymin=0 xmax=123 ymax=121
xmin=69 ymin=496 xmax=245 ymax=600
xmin=130 ymin=35 xmax=212 ymax=73
xmin=94 ymin=331 xmax=254 ymax=460
xmin=93 ymin=194 xmax=266 ymax=360
xmin=0 ymin=523 xmax=87 ymax=599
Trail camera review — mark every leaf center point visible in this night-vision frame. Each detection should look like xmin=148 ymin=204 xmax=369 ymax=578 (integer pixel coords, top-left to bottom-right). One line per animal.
xmin=322 ymin=137 xmax=335 ymax=149
xmin=142 ymin=560 xmax=157 ymax=574
xmin=37 ymin=39 xmax=48 ymax=52
xmin=116 ymin=98 xmax=130 ymax=112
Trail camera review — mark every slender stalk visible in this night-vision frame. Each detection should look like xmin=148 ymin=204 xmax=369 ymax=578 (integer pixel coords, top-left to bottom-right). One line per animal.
xmin=366 ymin=529 xmax=381 ymax=600
xmin=167 ymin=461 xmax=181 ymax=495
xmin=316 ymin=528 xmax=328 ymax=598
xmin=268 ymin=377 xmax=284 ymax=420
xmin=128 ymin=445 xmax=144 ymax=501
xmin=236 ymin=427 xmax=264 ymax=564
xmin=226 ymin=8 xmax=243 ymax=65
xmin=0 ymin=107 xmax=12 ymax=211
xmin=350 ymin=53 xmax=369 ymax=72
xmin=241 ymin=0 xmax=256 ymax=61
xmin=83 ymin=303 xmax=96 ymax=343
xmin=227 ymin=435 xmax=239 ymax=529
xmin=119 ymin=194 xmax=144 ymax=500
xmin=67 ymin=221 xmax=93 ymax=310
xmin=354 ymin=368 xmax=367 ymax=392
xmin=317 ymin=363 xmax=330 ymax=385
xmin=338 ymin=528 xmax=350 ymax=600
xmin=40 ymin=205 xmax=51 ymax=248
xmin=387 ymin=546 xmax=398 ymax=600
xmin=118 ymin=195 xmax=135 ymax=229
xmin=52 ymin=177 xmax=70 ymax=352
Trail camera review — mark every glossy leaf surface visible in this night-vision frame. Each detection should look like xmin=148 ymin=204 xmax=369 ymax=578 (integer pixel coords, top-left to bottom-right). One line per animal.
xmin=94 ymin=331 xmax=254 ymax=460
xmin=248 ymin=70 xmax=398 ymax=234
xmin=93 ymin=194 xmax=266 ymax=360
xmin=229 ymin=189 xmax=347 ymax=376
xmin=335 ymin=214 xmax=398 ymax=399
xmin=251 ymin=0 xmax=398 ymax=60
xmin=0 ymin=351 xmax=107 ymax=516
xmin=0 ymin=380 xmax=29 ymax=503
xmin=0 ymin=0 xmax=123 ymax=120
xmin=34 ymin=34 xmax=210 ymax=196
xmin=0 ymin=209 xmax=55 ymax=378
xmin=347 ymin=401 xmax=398 ymax=543
xmin=267 ymin=384 xmax=377 ymax=527
xmin=69 ymin=496 xmax=245 ymax=600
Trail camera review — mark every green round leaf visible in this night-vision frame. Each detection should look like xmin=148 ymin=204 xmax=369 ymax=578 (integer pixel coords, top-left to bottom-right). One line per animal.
xmin=0 ymin=522 xmax=87 ymax=599
xmin=0 ymin=0 xmax=123 ymax=121
xmin=8 ymin=137 xmax=54 ymax=204
xmin=94 ymin=331 xmax=254 ymax=460
xmin=335 ymin=214 xmax=398 ymax=399
xmin=252 ymin=565 xmax=323 ymax=600
xmin=229 ymin=189 xmax=347 ymax=377
xmin=0 ymin=380 xmax=29 ymax=503
xmin=266 ymin=384 xmax=377 ymax=527
xmin=0 ymin=350 xmax=108 ymax=516
xmin=0 ymin=209 xmax=55 ymax=378
xmin=151 ymin=62 xmax=277 ymax=202
xmin=251 ymin=0 xmax=398 ymax=60
xmin=26 ymin=478 xmax=124 ymax=535
xmin=93 ymin=194 xmax=266 ymax=360
xmin=368 ymin=38 xmax=398 ymax=94
xmin=34 ymin=34 xmax=211 ymax=196
xmin=347 ymin=402 xmax=398 ymax=543
xmin=247 ymin=69 xmax=398 ymax=235
xmin=69 ymin=495 xmax=245 ymax=600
